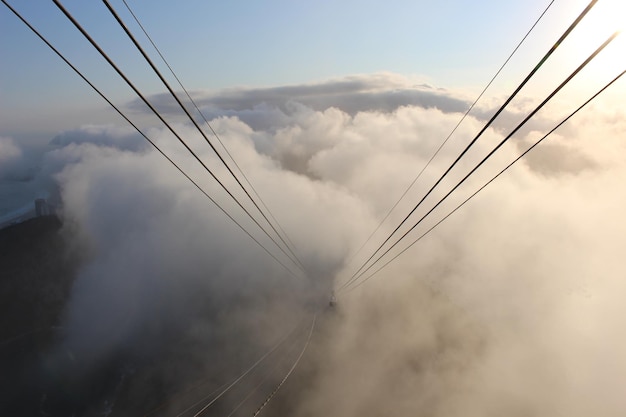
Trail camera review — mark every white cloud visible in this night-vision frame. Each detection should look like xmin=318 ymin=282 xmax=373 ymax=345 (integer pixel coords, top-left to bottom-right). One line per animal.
xmin=34 ymin=73 xmax=626 ymax=414
xmin=0 ymin=136 xmax=22 ymax=162
xmin=290 ymin=104 xmax=626 ymax=417
xmin=128 ymin=73 xmax=473 ymax=128
xmin=0 ymin=136 xmax=24 ymax=180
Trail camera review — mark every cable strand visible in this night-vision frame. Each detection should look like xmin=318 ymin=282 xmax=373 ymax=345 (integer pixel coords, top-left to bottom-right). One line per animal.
xmin=0 ymin=0 xmax=300 ymax=280
xmin=341 ymin=0 xmax=599 ymax=290
xmin=343 ymin=68 xmax=626 ymax=293
xmin=119 ymin=0 xmax=304 ymax=264
xmin=341 ymin=34 xmax=619 ymax=292
xmin=102 ymin=0 xmax=307 ymax=274
xmin=51 ymin=0 xmax=305 ymax=277
xmin=343 ymin=0 xmax=556 ymax=270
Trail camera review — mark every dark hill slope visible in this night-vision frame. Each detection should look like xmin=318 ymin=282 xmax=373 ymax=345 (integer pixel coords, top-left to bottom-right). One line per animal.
xmin=0 ymin=216 xmax=83 ymax=416
xmin=0 ymin=216 xmax=79 ymax=340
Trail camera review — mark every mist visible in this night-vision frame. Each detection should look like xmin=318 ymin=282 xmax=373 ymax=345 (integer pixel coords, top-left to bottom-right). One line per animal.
xmin=5 ymin=72 xmax=625 ymax=415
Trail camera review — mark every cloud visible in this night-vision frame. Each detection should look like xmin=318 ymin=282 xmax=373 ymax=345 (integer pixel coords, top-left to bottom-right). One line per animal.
xmin=39 ymin=115 xmax=376 ymax=412
xmin=29 ymin=73 xmax=626 ymax=414
xmin=127 ymin=73 xmax=471 ymax=129
xmin=0 ymin=136 xmax=22 ymax=163
xmin=0 ymin=136 xmax=26 ymax=180
xmin=283 ymin=103 xmax=626 ymax=417
xmin=49 ymin=124 xmax=149 ymax=153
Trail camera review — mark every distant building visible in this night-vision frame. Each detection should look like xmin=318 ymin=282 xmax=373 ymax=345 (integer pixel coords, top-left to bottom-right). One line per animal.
xmin=35 ymin=198 xmax=49 ymax=217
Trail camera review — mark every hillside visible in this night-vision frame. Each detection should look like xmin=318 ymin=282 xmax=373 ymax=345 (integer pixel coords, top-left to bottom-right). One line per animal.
xmin=0 ymin=216 xmax=83 ymax=416
xmin=0 ymin=215 xmax=79 ymax=340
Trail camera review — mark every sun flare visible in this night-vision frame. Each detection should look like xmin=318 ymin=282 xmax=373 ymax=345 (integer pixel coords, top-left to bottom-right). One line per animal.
xmin=564 ymin=0 xmax=626 ymax=84
xmin=589 ymin=0 xmax=625 ymax=35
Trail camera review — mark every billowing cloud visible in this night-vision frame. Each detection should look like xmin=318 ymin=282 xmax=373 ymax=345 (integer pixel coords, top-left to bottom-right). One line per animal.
xmin=25 ymin=73 xmax=626 ymax=415
xmin=0 ymin=136 xmax=25 ymax=180
xmin=127 ymin=73 xmax=470 ymax=129
xmin=49 ymin=124 xmax=149 ymax=153
xmin=293 ymin=140 xmax=626 ymax=416
xmin=0 ymin=136 xmax=22 ymax=163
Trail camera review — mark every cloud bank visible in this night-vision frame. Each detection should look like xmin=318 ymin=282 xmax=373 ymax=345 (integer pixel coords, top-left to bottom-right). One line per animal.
xmin=0 ymin=136 xmax=28 ymax=181
xmin=17 ymin=72 xmax=626 ymax=415
xmin=128 ymin=73 xmax=470 ymax=130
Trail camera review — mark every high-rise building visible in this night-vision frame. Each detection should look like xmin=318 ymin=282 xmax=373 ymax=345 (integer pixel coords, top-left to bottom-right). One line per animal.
xmin=35 ymin=198 xmax=48 ymax=217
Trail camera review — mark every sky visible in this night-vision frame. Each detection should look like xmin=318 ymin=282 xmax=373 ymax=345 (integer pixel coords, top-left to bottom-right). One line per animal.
xmin=1 ymin=1 xmax=626 ymax=416
xmin=2 ymin=0 xmax=623 ymax=142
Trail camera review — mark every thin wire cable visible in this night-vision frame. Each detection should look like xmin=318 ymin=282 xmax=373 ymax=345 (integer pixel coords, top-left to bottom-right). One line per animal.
xmin=102 ymin=0 xmax=307 ymax=274
xmin=190 ymin=316 xmax=315 ymax=417
xmin=341 ymin=33 xmax=618 ymax=292
xmin=173 ymin=319 xmax=305 ymax=417
xmin=343 ymin=67 xmax=626 ymax=294
xmin=51 ymin=0 xmax=305 ymax=277
xmin=343 ymin=0 xmax=555 ymax=269
xmin=222 ymin=326 xmax=306 ymax=417
xmin=146 ymin=320 xmax=309 ymax=417
xmin=341 ymin=0 xmax=599 ymax=290
xmin=0 ymin=327 xmax=44 ymax=348
xmin=0 ymin=0 xmax=300 ymax=280
xmin=248 ymin=314 xmax=316 ymax=417
xmin=105 ymin=0 xmax=304 ymax=272
xmin=144 ymin=380 xmax=230 ymax=417
xmin=120 ymin=0 xmax=302 ymax=262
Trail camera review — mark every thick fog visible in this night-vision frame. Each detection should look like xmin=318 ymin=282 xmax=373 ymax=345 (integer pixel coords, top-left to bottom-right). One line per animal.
xmin=2 ymin=73 xmax=625 ymax=415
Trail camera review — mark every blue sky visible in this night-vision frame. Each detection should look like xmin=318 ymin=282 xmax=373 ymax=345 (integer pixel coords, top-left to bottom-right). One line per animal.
xmin=0 ymin=0 xmax=623 ymax=144
xmin=0 ymin=2 xmax=567 ymax=135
